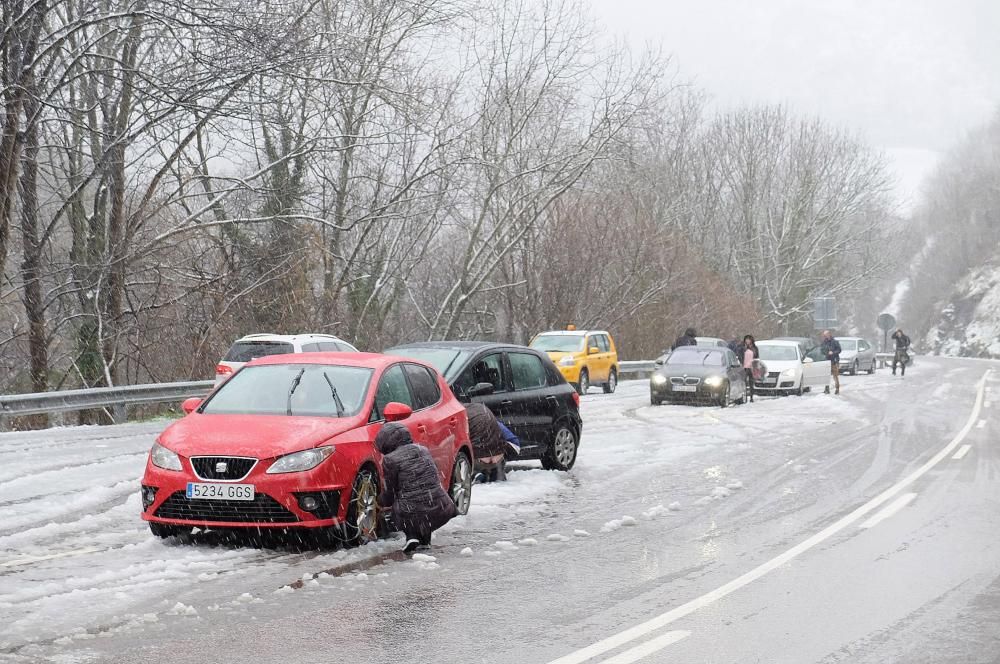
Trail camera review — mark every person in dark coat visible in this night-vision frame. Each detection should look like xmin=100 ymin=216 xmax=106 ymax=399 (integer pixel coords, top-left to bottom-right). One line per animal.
xmin=465 ymin=402 xmax=508 ymax=482
xmin=892 ymin=328 xmax=911 ymax=376
xmin=671 ymin=327 xmax=698 ymax=351
xmin=820 ymin=330 xmax=842 ymax=395
xmin=376 ymin=422 xmax=457 ymax=552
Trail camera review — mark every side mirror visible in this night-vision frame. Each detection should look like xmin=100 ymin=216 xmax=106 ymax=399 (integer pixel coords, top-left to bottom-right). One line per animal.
xmin=383 ymin=402 xmax=413 ymax=422
xmin=468 ymin=382 xmax=495 ymax=397
xmin=588 ymin=346 xmax=600 ymax=355
xmin=181 ymin=397 xmax=202 ymax=415
xmin=803 ymin=357 xmax=814 ymax=364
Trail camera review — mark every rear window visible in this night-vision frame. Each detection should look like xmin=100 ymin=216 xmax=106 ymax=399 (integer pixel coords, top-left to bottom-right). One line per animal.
xmin=404 ymin=364 xmax=441 ymax=409
xmin=384 ymin=348 xmax=471 ymax=380
xmin=224 ymin=341 xmax=294 ymax=362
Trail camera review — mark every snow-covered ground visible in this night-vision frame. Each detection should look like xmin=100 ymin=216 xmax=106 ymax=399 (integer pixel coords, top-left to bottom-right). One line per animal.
xmin=0 ymin=375 xmax=897 ymax=660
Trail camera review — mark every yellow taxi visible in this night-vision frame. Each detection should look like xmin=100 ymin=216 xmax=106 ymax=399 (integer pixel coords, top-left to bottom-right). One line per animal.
xmin=529 ymin=327 xmax=619 ymax=395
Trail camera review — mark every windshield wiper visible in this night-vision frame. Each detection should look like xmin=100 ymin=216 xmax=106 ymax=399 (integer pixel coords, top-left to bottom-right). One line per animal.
xmin=286 ymin=368 xmax=305 ymax=415
xmin=323 ymin=371 xmax=346 ymax=418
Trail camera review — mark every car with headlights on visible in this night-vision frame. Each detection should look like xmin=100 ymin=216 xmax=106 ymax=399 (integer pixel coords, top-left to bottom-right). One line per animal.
xmin=649 ymin=347 xmax=747 ymax=407
xmin=529 ymin=328 xmax=618 ymax=395
xmin=754 ymin=340 xmax=830 ymax=395
xmin=141 ymin=352 xmax=474 ymax=545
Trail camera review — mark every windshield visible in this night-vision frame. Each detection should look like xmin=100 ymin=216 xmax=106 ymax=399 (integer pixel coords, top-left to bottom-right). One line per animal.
xmin=840 ymin=340 xmax=858 ymax=351
xmin=666 ymin=349 xmax=726 ymax=367
xmin=530 ymin=335 xmax=585 ymax=352
xmin=202 ymin=364 xmax=373 ymax=416
xmin=757 ymin=345 xmax=800 ymax=361
xmin=384 ymin=348 xmax=471 ymax=380
xmin=223 ymin=341 xmax=294 ymax=363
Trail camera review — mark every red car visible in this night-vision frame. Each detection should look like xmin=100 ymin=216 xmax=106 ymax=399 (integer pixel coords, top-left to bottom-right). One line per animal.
xmin=140 ymin=353 xmax=474 ymax=544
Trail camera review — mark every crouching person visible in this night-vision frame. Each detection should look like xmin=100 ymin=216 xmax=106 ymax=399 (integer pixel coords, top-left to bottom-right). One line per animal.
xmin=376 ymin=422 xmax=456 ymax=553
xmin=465 ymin=402 xmax=508 ymax=483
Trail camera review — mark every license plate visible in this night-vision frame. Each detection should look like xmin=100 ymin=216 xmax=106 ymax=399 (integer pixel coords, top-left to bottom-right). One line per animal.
xmin=763 ymin=377 xmax=777 ymax=384
xmin=186 ymin=482 xmax=254 ymax=501
xmin=672 ymin=385 xmax=697 ymax=392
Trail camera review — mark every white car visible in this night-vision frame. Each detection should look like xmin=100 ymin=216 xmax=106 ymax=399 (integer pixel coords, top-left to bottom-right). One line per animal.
xmin=754 ymin=339 xmax=830 ymax=395
xmin=215 ymin=333 xmax=359 ymax=384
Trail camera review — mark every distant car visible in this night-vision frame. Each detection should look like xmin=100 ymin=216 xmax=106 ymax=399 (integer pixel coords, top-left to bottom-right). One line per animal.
xmin=837 ymin=337 xmax=877 ymax=375
xmin=529 ymin=329 xmax=619 ymax=395
xmin=142 ymin=352 xmax=473 ymax=544
xmin=754 ymin=340 xmax=830 ymax=395
xmin=215 ymin=333 xmax=359 ymax=384
xmin=384 ymin=341 xmax=583 ymax=470
xmin=695 ymin=337 xmax=728 ymax=348
xmin=649 ymin=346 xmax=748 ymax=407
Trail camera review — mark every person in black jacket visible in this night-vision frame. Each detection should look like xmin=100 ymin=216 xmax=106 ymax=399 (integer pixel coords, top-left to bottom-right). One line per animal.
xmin=376 ymin=423 xmax=457 ymax=552
xmin=820 ymin=330 xmax=842 ymax=395
xmin=465 ymin=402 xmax=508 ymax=482
xmin=892 ymin=328 xmax=911 ymax=376
xmin=672 ymin=327 xmax=698 ymax=351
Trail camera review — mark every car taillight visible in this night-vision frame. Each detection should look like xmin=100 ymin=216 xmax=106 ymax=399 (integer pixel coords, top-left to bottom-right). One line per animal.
xmin=215 ymin=364 xmax=233 ymax=376
xmin=571 ymin=392 xmax=580 ymax=408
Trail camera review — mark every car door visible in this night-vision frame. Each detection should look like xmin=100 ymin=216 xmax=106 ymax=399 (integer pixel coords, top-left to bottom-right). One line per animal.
xmin=453 ymin=350 xmax=513 ymax=419
xmin=726 ymin=350 xmax=745 ymax=398
xmin=372 ymin=363 xmax=424 ymax=444
xmin=505 ymin=350 xmax=555 ymax=451
xmin=803 ymin=345 xmax=830 ymax=388
xmin=402 ymin=363 xmax=451 ymax=480
xmin=597 ymin=334 xmax=613 ymax=383
xmin=858 ymin=340 xmax=873 ymax=368
xmin=587 ymin=334 xmax=607 ymax=383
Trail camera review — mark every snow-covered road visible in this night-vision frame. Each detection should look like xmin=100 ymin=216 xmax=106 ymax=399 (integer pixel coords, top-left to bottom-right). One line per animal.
xmin=3 ymin=357 xmax=999 ymax=663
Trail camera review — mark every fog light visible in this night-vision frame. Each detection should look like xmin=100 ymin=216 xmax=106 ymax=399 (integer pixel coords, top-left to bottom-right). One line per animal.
xmin=299 ymin=495 xmax=319 ymax=512
xmin=141 ymin=485 xmax=158 ymax=510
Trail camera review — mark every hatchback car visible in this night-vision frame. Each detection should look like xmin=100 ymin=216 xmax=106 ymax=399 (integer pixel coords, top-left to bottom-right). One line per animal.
xmin=141 ymin=353 xmax=473 ymax=544
xmin=754 ymin=340 xmax=831 ymax=395
xmin=836 ymin=337 xmax=877 ymax=375
xmin=384 ymin=342 xmax=583 ymax=471
xmin=650 ymin=347 xmax=747 ymax=407
xmin=215 ymin=333 xmax=359 ymax=384
xmin=528 ymin=329 xmax=619 ymax=395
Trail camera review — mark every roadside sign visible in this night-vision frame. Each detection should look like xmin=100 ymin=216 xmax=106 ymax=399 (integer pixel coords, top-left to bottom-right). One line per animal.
xmin=812 ymin=296 xmax=837 ymax=330
xmin=877 ymin=313 xmax=897 ymax=352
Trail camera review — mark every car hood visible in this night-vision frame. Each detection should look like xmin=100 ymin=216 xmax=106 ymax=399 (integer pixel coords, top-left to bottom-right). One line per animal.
xmin=758 ymin=359 xmax=801 ymax=372
xmin=656 ymin=365 xmax=725 ymax=378
xmin=545 ymin=351 xmax=581 ymax=362
xmin=839 ymin=350 xmax=858 ymax=359
xmin=158 ymin=414 xmax=365 ymax=459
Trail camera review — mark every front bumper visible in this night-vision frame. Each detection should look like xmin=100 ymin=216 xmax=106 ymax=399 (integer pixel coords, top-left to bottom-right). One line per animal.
xmin=141 ymin=462 xmax=350 ymax=530
xmin=558 ymin=364 xmax=582 ymax=383
xmin=651 ymin=381 xmax=727 ymax=401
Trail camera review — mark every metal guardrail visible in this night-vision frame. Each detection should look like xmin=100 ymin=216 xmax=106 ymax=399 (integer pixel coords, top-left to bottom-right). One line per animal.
xmin=618 ymin=360 xmax=656 ymax=379
xmin=0 ymin=380 xmax=215 ymax=421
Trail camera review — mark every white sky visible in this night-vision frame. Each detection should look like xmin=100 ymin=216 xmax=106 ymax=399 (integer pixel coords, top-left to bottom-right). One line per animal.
xmin=588 ymin=0 xmax=1000 ymax=212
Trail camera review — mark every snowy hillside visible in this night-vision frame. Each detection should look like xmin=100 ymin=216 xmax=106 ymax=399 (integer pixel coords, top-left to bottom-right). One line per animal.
xmin=924 ymin=263 xmax=1000 ymax=357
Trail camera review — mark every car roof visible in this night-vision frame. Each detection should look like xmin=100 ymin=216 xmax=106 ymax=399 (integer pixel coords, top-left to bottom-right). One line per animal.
xmin=757 ymin=339 xmax=801 ymax=346
xmin=234 ymin=333 xmax=352 ymax=344
xmin=534 ymin=330 xmax=609 ymax=337
xmin=838 ymin=336 xmax=864 ymax=341
xmin=247 ymin=352 xmax=420 ymax=369
xmin=386 ymin=340 xmax=518 ymax=351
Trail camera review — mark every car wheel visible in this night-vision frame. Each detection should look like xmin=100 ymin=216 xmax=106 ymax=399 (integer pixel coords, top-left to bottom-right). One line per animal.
xmin=850 ymin=360 xmax=858 ymax=376
xmin=541 ymin=424 xmax=578 ymax=471
xmin=577 ymin=370 xmax=590 ymax=395
xmin=148 ymin=522 xmax=189 ymax=539
xmin=651 ymin=396 xmax=662 ymax=406
xmin=449 ymin=452 xmax=473 ymax=516
xmin=717 ymin=382 xmax=729 ymax=408
xmin=603 ymin=369 xmax=618 ymax=394
xmin=342 ymin=467 xmax=380 ymax=546
xmin=868 ymin=358 xmax=876 ymax=374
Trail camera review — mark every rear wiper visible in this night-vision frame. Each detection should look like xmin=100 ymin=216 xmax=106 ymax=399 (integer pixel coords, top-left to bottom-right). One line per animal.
xmin=323 ymin=371 xmax=346 ymax=418
xmin=286 ymin=368 xmax=305 ymax=415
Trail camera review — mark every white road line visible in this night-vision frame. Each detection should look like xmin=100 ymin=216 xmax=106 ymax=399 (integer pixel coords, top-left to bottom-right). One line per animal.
xmin=977 ymin=419 xmax=986 ymax=429
xmin=0 ymin=547 xmax=104 ymax=568
xmin=859 ymin=493 xmax=918 ymax=529
xmin=598 ymin=631 xmax=690 ymax=664
xmin=547 ymin=370 xmax=990 ymax=664
xmin=952 ymin=444 xmax=972 ymax=460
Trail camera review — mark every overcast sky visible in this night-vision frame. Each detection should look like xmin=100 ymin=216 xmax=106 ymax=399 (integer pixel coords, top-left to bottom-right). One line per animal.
xmin=588 ymin=0 xmax=1000 ymax=212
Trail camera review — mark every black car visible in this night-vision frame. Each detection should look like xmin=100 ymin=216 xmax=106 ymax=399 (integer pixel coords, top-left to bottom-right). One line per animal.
xmin=649 ymin=346 xmax=748 ymax=407
xmin=383 ymin=341 xmax=583 ymax=470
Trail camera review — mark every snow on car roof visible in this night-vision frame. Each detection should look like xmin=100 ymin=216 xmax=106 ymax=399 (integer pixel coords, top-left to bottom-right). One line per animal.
xmin=535 ymin=330 xmax=607 ymax=336
xmin=237 ymin=333 xmax=351 ymax=343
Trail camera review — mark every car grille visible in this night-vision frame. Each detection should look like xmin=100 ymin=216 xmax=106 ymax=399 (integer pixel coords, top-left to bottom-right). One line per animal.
xmin=154 ymin=491 xmax=299 ymax=523
xmin=190 ymin=456 xmax=256 ymax=481
xmin=669 ymin=377 xmax=700 ymax=386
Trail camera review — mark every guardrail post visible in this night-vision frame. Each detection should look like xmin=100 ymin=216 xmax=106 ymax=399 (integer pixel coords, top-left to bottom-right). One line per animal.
xmin=112 ymin=402 xmax=127 ymax=424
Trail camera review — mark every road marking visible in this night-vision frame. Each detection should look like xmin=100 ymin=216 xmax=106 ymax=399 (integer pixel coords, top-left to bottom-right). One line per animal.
xmin=977 ymin=419 xmax=986 ymax=429
xmin=0 ymin=547 xmax=104 ymax=568
xmin=547 ymin=370 xmax=989 ymax=664
xmin=859 ymin=493 xmax=917 ymax=529
xmin=952 ymin=444 xmax=972 ymax=460
xmin=599 ymin=631 xmax=690 ymax=664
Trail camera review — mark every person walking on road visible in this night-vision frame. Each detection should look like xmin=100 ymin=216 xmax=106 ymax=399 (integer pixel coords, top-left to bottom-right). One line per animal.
xmin=465 ymin=402 xmax=509 ymax=483
xmin=892 ymin=328 xmax=911 ymax=376
xmin=672 ymin=327 xmax=698 ymax=351
xmin=821 ymin=330 xmax=842 ymax=395
xmin=376 ymin=423 xmax=457 ymax=553
xmin=742 ymin=335 xmax=759 ymax=403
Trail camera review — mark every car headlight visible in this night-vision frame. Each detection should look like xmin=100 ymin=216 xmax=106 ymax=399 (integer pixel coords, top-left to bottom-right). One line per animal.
xmin=781 ymin=368 xmax=800 ymax=378
xmin=150 ymin=442 xmax=182 ymax=471
xmin=651 ymin=374 xmax=667 ymax=385
xmin=703 ymin=375 xmax=723 ymax=387
xmin=559 ymin=356 xmax=577 ymax=367
xmin=266 ymin=447 xmax=335 ymax=474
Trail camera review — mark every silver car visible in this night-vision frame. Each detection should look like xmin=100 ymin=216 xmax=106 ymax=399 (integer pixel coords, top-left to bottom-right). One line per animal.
xmin=837 ymin=337 xmax=876 ymax=375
